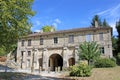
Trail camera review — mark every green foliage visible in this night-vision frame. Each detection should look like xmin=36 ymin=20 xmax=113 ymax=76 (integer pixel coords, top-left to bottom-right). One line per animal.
xmin=112 ymin=36 xmax=118 ymax=51
xmin=91 ymin=15 xmax=110 ymax=27
xmin=116 ymin=19 xmax=120 ymax=53
xmin=0 ymin=0 xmax=34 ymax=54
xmin=103 ymin=19 xmax=110 ymax=27
xmin=70 ymin=64 xmax=92 ymax=77
xmin=95 ymin=58 xmax=116 ymax=68
xmin=116 ymin=53 xmax=120 ymax=65
xmin=0 ymin=47 xmax=6 ymax=56
xmin=42 ymin=25 xmax=56 ymax=32
xmin=78 ymin=41 xmax=100 ymax=65
xmin=91 ymin=15 xmax=102 ymax=27
xmin=110 ymin=57 xmax=117 ymax=63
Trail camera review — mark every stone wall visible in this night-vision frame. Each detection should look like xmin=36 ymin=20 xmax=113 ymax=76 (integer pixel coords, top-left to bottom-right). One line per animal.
xmin=16 ymin=27 xmax=113 ymax=71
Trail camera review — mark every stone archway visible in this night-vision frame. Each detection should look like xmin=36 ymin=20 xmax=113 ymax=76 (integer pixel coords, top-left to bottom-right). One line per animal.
xmin=49 ymin=54 xmax=63 ymax=71
xmin=68 ymin=57 xmax=75 ymax=66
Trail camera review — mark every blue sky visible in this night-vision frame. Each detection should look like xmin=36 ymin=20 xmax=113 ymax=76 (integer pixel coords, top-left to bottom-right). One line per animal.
xmin=31 ymin=0 xmax=120 ymax=36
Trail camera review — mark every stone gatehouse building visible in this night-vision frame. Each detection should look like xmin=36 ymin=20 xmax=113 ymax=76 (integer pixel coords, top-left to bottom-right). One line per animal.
xmin=16 ymin=26 xmax=112 ymax=71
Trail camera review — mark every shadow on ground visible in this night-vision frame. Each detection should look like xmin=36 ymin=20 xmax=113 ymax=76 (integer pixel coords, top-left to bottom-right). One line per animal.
xmin=0 ymin=64 xmax=14 ymax=71
xmin=0 ymin=72 xmax=75 ymax=80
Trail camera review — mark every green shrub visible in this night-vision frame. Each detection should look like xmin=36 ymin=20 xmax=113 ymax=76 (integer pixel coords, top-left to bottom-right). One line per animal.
xmin=116 ymin=53 xmax=120 ymax=65
xmin=70 ymin=64 xmax=92 ymax=77
xmin=110 ymin=57 xmax=116 ymax=63
xmin=95 ymin=58 xmax=116 ymax=68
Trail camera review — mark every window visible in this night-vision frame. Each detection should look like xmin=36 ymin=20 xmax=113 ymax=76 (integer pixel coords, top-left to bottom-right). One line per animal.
xmin=28 ymin=39 xmax=31 ymax=46
xmin=28 ymin=51 xmax=31 ymax=56
xmin=21 ymin=40 xmax=25 ymax=46
xmin=21 ymin=51 xmax=24 ymax=63
xmin=99 ymin=32 xmax=103 ymax=41
xmin=21 ymin=51 xmax=24 ymax=57
xmin=54 ymin=37 xmax=58 ymax=44
xmin=108 ymin=44 xmax=110 ymax=48
xmin=86 ymin=34 xmax=91 ymax=42
xmin=99 ymin=47 xmax=104 ymax=54
xmin=40 ymin=38 xmax=43 ymax=45
xmin=69 ymin=35 xmax=74 ymax=43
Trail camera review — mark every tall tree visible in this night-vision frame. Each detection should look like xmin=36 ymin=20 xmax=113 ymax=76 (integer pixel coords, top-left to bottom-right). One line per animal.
xmin=78 ymin=41 xmax=100 ymax=65
xmin=116 ymin=19 xmax=120 ymax=53
xmin=42 ymin=25 xmax=56 ymax=32
xmin=91 ymin=15 xmax=102 ymax=27
xmin=103 ymin=19 xmax=110 ymax=27
xmin=0 ymin=0 xmax=34 ymax=55
xmin=112 ymin=36 xmax=118 ymax=51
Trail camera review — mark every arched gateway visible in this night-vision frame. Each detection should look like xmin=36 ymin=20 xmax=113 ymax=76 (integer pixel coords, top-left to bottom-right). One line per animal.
xmin=49 ymin=54 xmax=63 ymax=71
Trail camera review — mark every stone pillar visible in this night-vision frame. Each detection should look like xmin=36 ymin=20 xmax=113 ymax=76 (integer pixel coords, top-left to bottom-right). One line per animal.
xmin=75 ymin=46 xmax=79 ymax=64
xmin=34 ymin=49 xmax=39 ymax=69
xmin=42 ymin=48 xmax=48 ymax=71
xmin=50 ymin=58 xmax=54 ymax=71
xmin=22 ymin=51 xmax=26 ymax=69
xmin=25 ymin=49 xmax=28 ymax=69
xmin=63 ymin=47 xmax=69 ymax=68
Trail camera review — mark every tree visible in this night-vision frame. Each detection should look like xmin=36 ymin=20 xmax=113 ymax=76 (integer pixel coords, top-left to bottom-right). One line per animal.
xmin=112 ymin=36 xmax=118 ymax=51
xmin=91 ymin=15 xmax=102 ymax=27
xmin=0 ymin=0 xmax=34 ymax=55
xmin=42 ymin=25 xmax=56 ymax=32
xmin=78 ymin=41 xmax=100 ymax=65
xmin=103 ymin=19 xmax=110 ymax=27
xmin=116 ymin=19 xmax=120 ymax=53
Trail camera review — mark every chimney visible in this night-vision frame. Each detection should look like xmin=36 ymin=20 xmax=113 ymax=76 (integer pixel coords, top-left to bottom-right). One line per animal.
xmin=95 ymin=21 xmax=98 ymax=28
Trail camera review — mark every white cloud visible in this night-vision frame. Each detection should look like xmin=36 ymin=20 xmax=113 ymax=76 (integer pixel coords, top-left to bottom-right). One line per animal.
xmin=54 ymin=18 xmax=61 ymax=24
xmin=52 ymin=23 xmax=57 ymax=27
xmin=35 ymin=20 xmax=41 ymax=26
xmin=109 ymin=23 xmax=118 ymax=36
xmin=97 ymin=3 xmax=120 ymax=36
xmin=110 ymin=23 xmax=116 ymax=32
xmin=97 ymin=8 xmax=112 ymax=15
xmin=34 ymin=29 xmax=41 ymax=32
xmin=97 ymin=3 xmax=120 ymax=18
xmin=51 ymin=18 xmax=62 ymax=28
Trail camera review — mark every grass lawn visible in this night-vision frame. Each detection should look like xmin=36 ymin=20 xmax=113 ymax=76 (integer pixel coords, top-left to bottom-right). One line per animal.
xmin=90 ymin=66 xmax=120 ymax=80
xmin=67 ymin=66 xmax=120 ymax=80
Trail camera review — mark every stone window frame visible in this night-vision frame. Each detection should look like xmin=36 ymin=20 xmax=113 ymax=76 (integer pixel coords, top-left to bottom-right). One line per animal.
xmin=99 ymin=32 xmax=103 ymax=41
xmin=21 ymin=40 xmax=25 ymax=46
xmin=28 ymin=51 xmax=31 ymax=56
xmin=68 ymin=35 xmax=74 ymax=43
xmin=28 ymin=39 xmax=31 ymax=46
xmin=99 ymin=47 xmax=105 ymax=54
xmin=54 ymin=37 xmax=58 ymax=44
xmin=40 ymin=38 xmax=44 ymax=45
xmin=86 ymin=34 xmax=91 ymax=42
